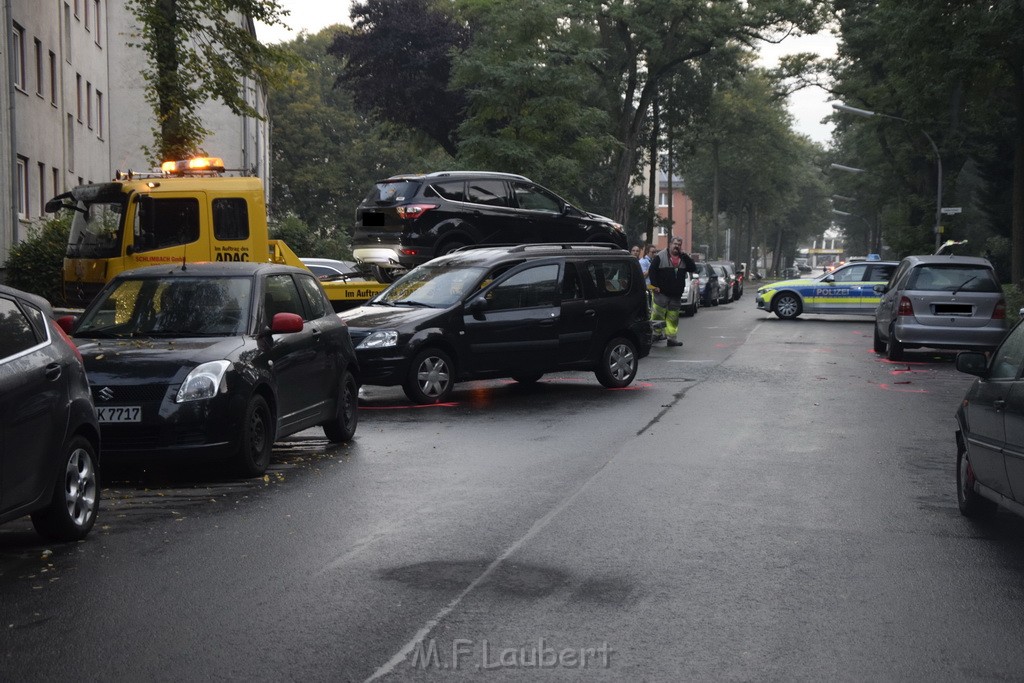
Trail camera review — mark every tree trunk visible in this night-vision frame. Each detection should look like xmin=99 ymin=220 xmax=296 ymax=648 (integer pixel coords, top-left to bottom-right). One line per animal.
xmin=1013 ymin=61 xmax=1024 ymax=289
xmin=712 ymin=138 xmax=720 ymax=259
xmin=155 ymin=0 xmax=188 ymax=161
xmin=647 ymin=94 xmax=659 ymax=244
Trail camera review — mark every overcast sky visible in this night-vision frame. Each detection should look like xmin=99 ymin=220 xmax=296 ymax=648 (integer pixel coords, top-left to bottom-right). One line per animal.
xmin=257 ymin=2 xmax=836 ymax=144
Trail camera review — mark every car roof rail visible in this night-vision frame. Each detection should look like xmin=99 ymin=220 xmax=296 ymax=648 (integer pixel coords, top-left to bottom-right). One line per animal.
xmin=507 ymin=242 xmax=622 ymax=253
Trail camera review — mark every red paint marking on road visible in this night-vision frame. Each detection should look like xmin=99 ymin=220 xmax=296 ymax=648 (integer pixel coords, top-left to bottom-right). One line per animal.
xmin=359 ymin=402 xmax=459 ymax=410
xmin=877 ymin=383 xmax=928 ymax=394
xmin=878 ymin=358 xmax=929 ymax=366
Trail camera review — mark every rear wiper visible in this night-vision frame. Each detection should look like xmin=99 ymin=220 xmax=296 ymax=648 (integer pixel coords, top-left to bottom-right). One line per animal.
xmin=951 ymin=276 xmax=977 ymax=295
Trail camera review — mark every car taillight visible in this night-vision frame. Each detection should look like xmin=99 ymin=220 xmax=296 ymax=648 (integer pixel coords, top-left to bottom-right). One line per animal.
xmin=52 ymin=320 xmax=83 ymax=363
xmin=897 ymin=296 xmax=914 ymax=316
xmin=395 ymin=204 xmax=438 ymax=219
xmin=993 ymin=299 xmax=1006 ymax=319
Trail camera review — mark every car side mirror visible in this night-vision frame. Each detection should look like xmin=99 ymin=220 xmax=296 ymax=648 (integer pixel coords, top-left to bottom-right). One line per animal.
xmin=271 ymin=312 xmax=304 ymax=334
xmin=956 ymin=351 xmax=989 ymax=378
xmin=467 ymin=296 xmax=488 ymax=319
xmin=822 ymin=275 xmax=835 ymax=283
xmin=873 ymin=284 xmax=888 ymax=294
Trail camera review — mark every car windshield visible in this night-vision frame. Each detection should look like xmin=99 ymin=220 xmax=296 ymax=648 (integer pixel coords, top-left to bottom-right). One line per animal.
xmin=76 ymin=276 xmax=251 ymax=338
xmin=65 ymin=200 xmax=126 ymax=259
xmin=373 ymin=263 xmax=488 ymax=308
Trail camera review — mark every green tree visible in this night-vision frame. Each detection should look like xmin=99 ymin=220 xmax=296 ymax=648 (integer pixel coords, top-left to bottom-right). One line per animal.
xmin=125 ymin=0 xmax=293 ymax=161
xmin=4 ymin=215 xmax=72 ymax=305
xmin=328 ymin=0 xmax=470 ymax=157
xmin=268 ymin=27 xmax=450 ymax=254
xmin=829 ymin=0 xmax=1023 ymax=281
xmin=452 ymin=0 xmax=617 ymax=209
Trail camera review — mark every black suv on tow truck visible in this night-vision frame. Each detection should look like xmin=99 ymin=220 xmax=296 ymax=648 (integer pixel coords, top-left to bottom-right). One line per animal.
xmin=352 ymin=171 xmax=627 ymax=282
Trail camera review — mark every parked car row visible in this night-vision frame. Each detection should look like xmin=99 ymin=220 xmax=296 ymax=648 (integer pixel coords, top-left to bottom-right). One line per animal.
xmin=694 ymin=261 xmax=744 ymax=308
xmin=1 ymin=263 xmax=361 ymax=540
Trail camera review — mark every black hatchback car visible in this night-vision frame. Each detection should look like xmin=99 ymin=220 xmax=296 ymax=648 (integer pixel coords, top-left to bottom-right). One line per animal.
xmin=0 ymin=285 xmax=100 ymax=540
xmin=339 ymin=244 xmax=653 ymax=403
xmin=65 ymin=263 xmax=359 ymax=477
xmin=351 ymin=171 xmax=627 ymax=282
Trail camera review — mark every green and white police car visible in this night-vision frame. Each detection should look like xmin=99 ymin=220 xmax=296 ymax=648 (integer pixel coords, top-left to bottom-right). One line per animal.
xmin=756 ymin=257 xmax=898 ymax=320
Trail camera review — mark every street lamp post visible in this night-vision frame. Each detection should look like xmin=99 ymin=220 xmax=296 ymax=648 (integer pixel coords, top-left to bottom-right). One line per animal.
xmin=832 ymin=102 xmax=943 ymax=252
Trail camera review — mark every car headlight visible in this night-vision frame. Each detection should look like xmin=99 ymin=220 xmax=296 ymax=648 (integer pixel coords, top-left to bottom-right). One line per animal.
xmin=176 ymin=360 xmax=231 ymax=403
xmin=358 ymin=330 xmax=399 ymax=349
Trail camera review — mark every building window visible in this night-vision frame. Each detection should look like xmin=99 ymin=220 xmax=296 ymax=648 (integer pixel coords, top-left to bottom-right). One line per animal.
xmin=658 ymin=192 xmax=668 ymax=207
xmin=49 ymin=52 xmax=57 ymax=105
xmin=64 ymin=4 xmax=72 ymax=63
xmin=67 ymin=115 xmax=75 ymax=171
xmin=12 ymin=26 xmax=25 ymax=91
xmin=86 ymin=82 xmax=93 ymax=128
xmin=34 ymin=39 xmax=43 ymax=96
xmin=84 ymin=0 xmax=90 ymax=28
xmin=76 ymin=74 xmax=82 ymax=121
xmin=53 ymin=167 xmax=60 ymax=197
xmin=94 ymin=0 xmax=102 ymax=45
xmin=17 ymin=157 xmax=28 ymax=219
xmin=74 ymin=0 xmax=80 ymax=18
xmin=38 ymin=162 xmax=47 ymax=215
xmin=657 ymin=225 xmax=667 ymax=236
xmin=96 ymin=90 xmax=104 ymax=139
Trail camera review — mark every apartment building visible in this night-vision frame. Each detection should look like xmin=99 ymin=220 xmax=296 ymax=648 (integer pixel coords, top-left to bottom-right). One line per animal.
xmin=0 ymin=0 xmax=269 ymax=266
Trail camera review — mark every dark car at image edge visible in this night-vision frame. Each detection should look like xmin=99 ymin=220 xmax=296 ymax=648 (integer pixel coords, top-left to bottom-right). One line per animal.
xmin=0 ymin=284 xmax=101 ymax=540
xmin=351 ymin=171 xmax=627 ymax=283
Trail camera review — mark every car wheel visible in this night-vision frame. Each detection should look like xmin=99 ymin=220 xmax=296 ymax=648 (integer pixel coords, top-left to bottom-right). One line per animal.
xmin=886 ymin=324 xmax=905 ymax=361
xmin=439 ymin=240 xmax=468 ymax=256
xmin=235 ymin=394 xmax=273 ymax=477
xmin=596 ymin=337 xmax=638 ymax=388
xmin=30 ymin=435 xmax=99 ymax=541
xmin=957 ymin=439 xmax=997 ymax=518
xmin=772 ymin=292 xmax=802 ymax=320
xmin=873 ymin=325 xmax=886 ymax=354
xmin=404 ymin=348 xmax=455 ymax=404
xmin=511 ymin=372 xmax=544 ymax=385
xmin=323 ymin=370 xmax=359 ymax=443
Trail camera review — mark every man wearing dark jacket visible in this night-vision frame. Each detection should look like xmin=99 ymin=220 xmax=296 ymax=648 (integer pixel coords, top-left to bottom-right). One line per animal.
xmin=649 ymin=237 xmax=697 ymax=347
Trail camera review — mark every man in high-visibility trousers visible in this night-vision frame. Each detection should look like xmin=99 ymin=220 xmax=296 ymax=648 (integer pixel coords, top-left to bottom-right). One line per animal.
xmin=648 ymin=237 xmax=697 ymax=347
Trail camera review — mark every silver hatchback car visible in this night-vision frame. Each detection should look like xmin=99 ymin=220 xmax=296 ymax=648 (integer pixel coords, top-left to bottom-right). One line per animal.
xmin=873 ymin=254 xmax=1007 ymax=361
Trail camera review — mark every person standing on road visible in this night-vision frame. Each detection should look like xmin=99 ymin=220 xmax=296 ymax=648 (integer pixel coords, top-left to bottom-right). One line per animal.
xmin=638 ymin=245 xmax=654 ymax=286
xmin=649 ymin=237 xmax=696 ymax=347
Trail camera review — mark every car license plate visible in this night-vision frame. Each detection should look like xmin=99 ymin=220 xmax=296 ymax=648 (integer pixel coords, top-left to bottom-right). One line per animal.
xmin=96 ymin=406 xmax=142 ymax=423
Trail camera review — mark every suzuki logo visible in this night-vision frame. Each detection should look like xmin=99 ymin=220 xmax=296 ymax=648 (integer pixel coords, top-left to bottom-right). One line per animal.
xmin=98 ymin=387 xmax=114 ymax=401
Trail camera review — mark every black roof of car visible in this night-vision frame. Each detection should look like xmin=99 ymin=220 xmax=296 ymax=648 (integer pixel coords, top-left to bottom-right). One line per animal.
xmin=114 ymin=262 xmax=309 ymax=280
xmin=377 ymin=170 xmax=531 ymax=183
xmin=434 ymin=242 xmax=629 ymax=265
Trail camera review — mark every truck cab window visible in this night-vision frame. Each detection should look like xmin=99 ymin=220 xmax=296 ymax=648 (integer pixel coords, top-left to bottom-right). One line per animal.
xmin=65 ymin=200 xmax=125 ymax=259
xmin=213 ymin=198 xmax=249 ymax=241
xmin=134 ymin=197 xmax=200 ymax=251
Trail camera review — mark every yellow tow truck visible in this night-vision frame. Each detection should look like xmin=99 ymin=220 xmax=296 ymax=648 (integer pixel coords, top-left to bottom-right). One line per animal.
xmin=48 ymin=156 xmax=385 ymax=310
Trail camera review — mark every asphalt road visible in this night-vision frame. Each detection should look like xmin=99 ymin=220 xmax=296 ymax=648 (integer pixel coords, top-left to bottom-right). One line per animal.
xmin=3 ymin=298 xmax=1024 ymax=681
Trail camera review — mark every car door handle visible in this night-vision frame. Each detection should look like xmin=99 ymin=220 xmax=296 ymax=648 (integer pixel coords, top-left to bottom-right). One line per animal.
xmin=994 ymin=399 xmax=1007 ymax=411
xmin=538 ymin=319 xmax=555 ymax=327
xmin=584 ymin=309 xmax=596 ymax=317
xmin=45 ymin=363 xmax=62 ymax=381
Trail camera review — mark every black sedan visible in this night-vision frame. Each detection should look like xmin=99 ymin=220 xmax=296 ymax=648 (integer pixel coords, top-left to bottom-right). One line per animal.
xmin=65 ymin=263 xmax=359 ymax=477
xmin=0 ymin=284 xmax=100 ymax=540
